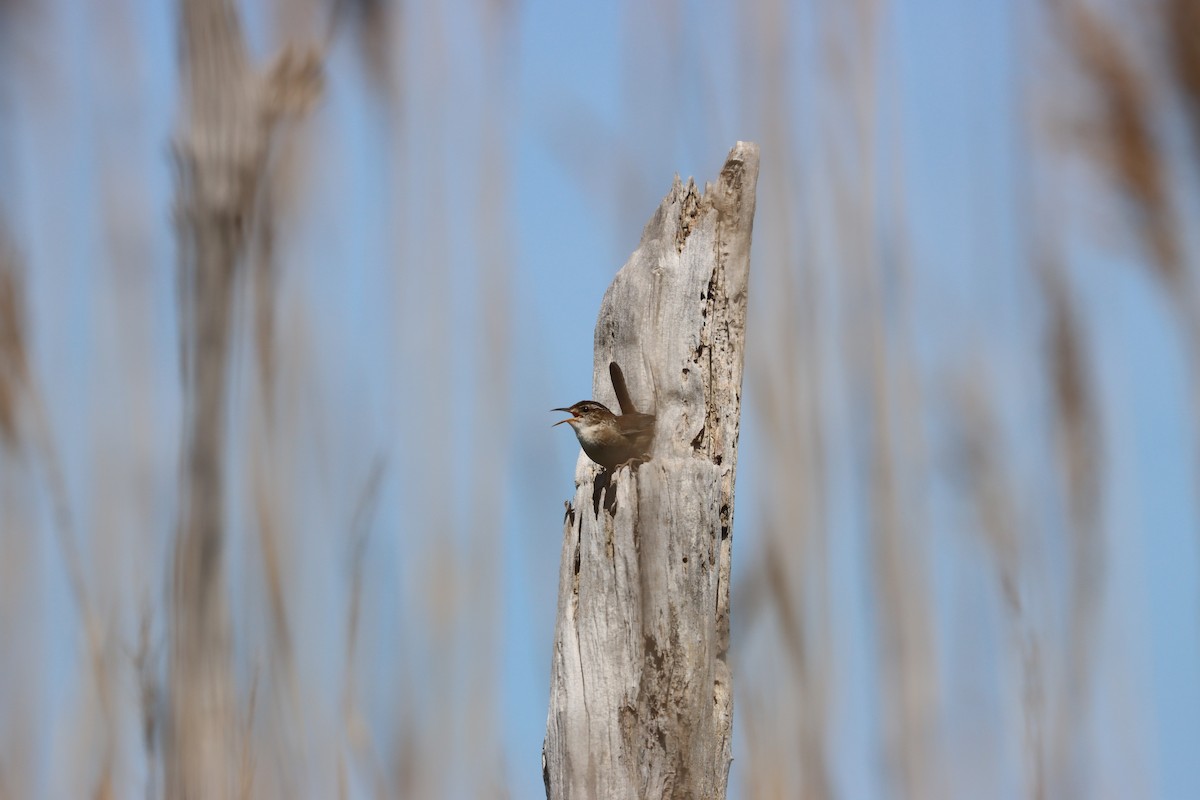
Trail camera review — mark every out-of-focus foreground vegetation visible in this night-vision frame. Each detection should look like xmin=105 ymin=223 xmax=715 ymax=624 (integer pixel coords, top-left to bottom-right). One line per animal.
xmin=0 ymin=0 xmax=1197 ymax=797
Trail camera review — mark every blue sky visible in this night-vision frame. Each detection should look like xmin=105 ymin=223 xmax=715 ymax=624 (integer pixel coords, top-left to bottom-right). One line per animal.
xmin=2 ymin=0 xmax=1199 ymax=797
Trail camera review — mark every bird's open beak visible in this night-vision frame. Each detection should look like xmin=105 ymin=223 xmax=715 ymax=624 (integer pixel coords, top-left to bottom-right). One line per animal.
xmin=551 ymin=408 xmax=577 ymax=427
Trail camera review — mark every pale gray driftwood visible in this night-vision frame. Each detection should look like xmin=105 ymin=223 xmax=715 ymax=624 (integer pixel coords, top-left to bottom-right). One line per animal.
xmin=543 ymin=142 xmax=759 ymax=800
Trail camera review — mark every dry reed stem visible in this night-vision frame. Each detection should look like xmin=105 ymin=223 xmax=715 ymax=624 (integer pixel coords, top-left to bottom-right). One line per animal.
xmin=132 ymin=605 xmax=160 ymax=800
xmin=336 ymin=0 xmax=396 ymax=90
xmin=734 ymin=0 xmax=835 ymax=794
xmin=461 ymin=3 xmax=515 ymax=793
xmin=955 ymin=378 xmax=1047 ymax=800
xmin=1043 ymin=266 xmax=1099 ymax=534
xmin=827 ymin=0 xmax=939 ymax=794
xmin=244 ymin=28 xmax=328 ymax=780
xmin=237 ymin=666 xmax=260 ymax=800
xmin=169 ymin=0 xmax=325 ymax=793
xmin=0 ymin=227 xmax=117 ymax=796
xmin=0 ymin=241 xmax=27 ymax=449
xmin=341 ymin=455 xmax=387 ymax=765
xmin=1040 ymin=260 xmax=1104 ymax=797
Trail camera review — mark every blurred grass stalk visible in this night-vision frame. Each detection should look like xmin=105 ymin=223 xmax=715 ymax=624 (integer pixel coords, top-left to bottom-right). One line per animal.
xmin=0 ymin=0 xmax=1197 ymax=797
xmin=732 ymin=0 xmax=1196 ymax=797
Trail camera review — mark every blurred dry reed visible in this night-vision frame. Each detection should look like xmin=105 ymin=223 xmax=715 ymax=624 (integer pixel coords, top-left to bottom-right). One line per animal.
xmin=0 ymin=234 xmax=27 ymax=451
xmin=726 ymin=0 xmax=1193 ymax=796
xmin=0 ymin=0 xmax=1196 ymax=797
xmin=2 ymin=0 xmax=515 ymax=796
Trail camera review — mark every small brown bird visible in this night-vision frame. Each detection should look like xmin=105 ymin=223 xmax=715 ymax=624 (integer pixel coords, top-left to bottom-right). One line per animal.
xmin=552 ymin=401 xmax=655 ymax=469
xmin=553 ymin=362 xmax=655 ymax=469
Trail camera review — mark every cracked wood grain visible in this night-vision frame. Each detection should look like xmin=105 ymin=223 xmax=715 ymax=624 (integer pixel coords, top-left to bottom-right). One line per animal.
xmin=543 ymin=142 xmax=758 ymax=800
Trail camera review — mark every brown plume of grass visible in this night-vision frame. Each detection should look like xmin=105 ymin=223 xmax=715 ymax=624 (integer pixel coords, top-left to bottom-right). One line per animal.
xmin=1164 ymin=0 xmax=1200 ymax=153
xmin=1052 ymin=0 xmax=1181 ymax=283
xmin=1052 ymin=1 xmax=1200 ymax=678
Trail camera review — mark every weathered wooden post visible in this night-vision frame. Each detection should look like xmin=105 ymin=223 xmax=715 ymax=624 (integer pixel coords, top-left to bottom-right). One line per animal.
xmin=543 ymin=142 xmax=759 ymax=800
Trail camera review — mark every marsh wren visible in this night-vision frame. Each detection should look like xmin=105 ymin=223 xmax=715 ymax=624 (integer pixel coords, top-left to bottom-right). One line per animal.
xmin=553 ymin=362 xmax=656 ymax=469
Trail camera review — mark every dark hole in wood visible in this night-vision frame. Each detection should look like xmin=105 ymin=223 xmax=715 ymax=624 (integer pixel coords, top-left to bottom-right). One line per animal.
xmin=592 ymin=469 xmax=619 ymax=516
